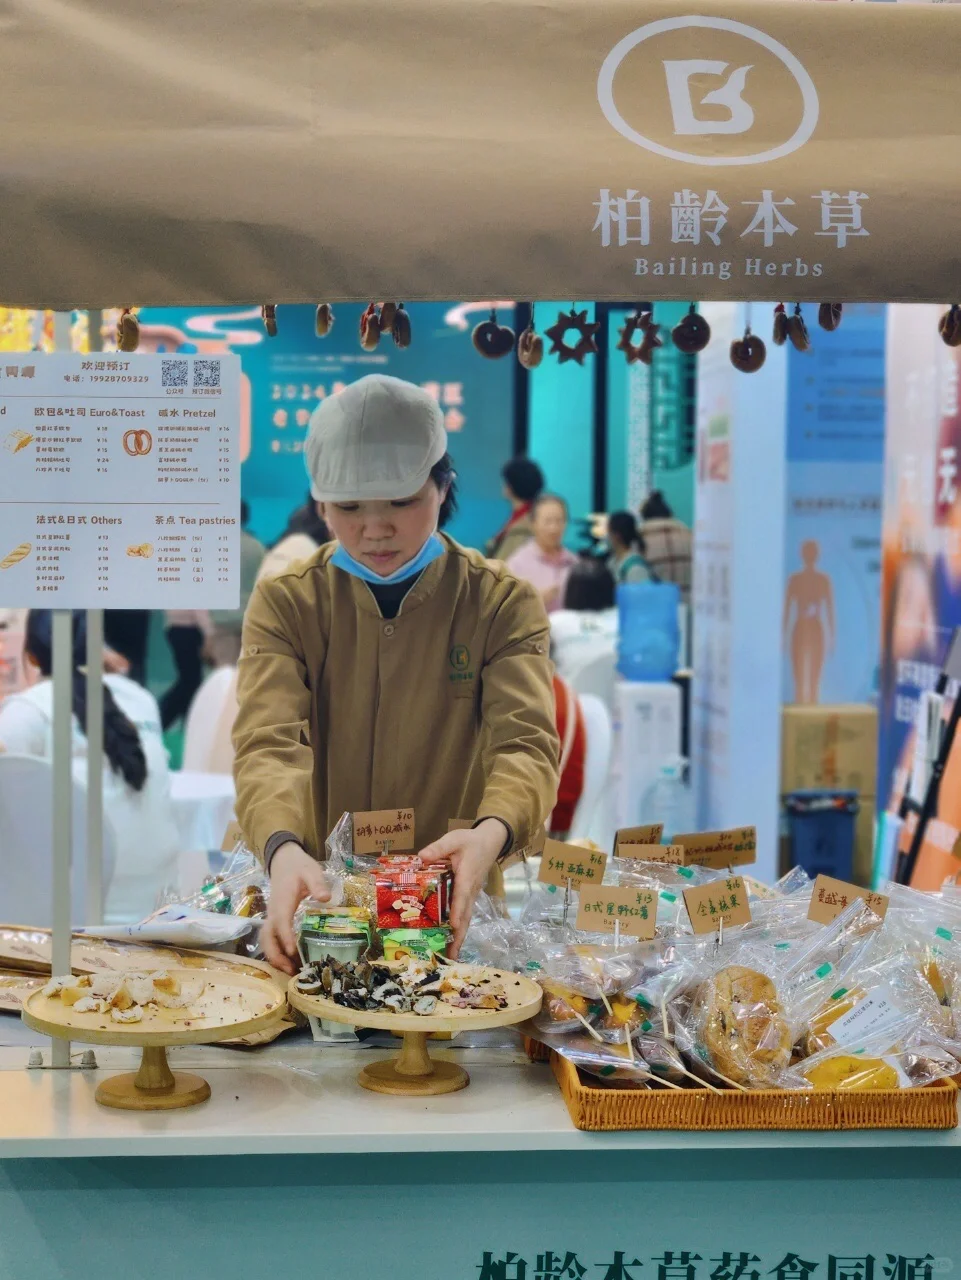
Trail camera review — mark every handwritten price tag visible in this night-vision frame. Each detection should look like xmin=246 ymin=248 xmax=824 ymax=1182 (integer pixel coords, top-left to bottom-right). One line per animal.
xmin=683 ymin=876 xmax=752 ymax=934
xmin=614 ymin=824 xmax=664 ymax=855
xmin=352 ymin=808 xmax=415 ymax=855
xmin=613 ymin=842 xmax=684 ymax=866
xmin=575 ymin=887 xmax=657 ymax=939
xmin=807 ymin=874 xmax=889 ymax=925
xmin=674 ymin=826 xmax=757 ymax=870
xmin=538 ymin=839 xmax=608 ymax=890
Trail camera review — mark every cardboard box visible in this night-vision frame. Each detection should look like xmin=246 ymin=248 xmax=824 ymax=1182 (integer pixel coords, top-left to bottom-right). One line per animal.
xmin=780 ymin=704 xmax=879 ymax=795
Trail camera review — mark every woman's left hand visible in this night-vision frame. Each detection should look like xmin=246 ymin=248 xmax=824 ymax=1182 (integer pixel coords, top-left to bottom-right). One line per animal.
xmin=418 ymin=818 xmax=509 ymax=957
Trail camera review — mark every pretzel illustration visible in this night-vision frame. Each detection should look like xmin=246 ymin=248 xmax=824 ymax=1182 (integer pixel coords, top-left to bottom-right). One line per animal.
xmin=0 ymin=542 xmax=31 ymax=570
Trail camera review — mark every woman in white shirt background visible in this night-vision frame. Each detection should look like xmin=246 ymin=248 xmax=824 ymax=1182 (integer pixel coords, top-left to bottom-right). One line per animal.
xmin=0 ymin=610 xmax=180 ymax=924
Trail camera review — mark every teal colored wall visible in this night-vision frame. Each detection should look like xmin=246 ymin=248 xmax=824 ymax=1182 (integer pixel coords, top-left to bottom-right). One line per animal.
xmin=1 ymin=1147 xmax=958 ymax=1280
xmin=604 ymin=304 xmax=695 ymax=524
xmin=528 ymin=303 xmax=595 ymax=539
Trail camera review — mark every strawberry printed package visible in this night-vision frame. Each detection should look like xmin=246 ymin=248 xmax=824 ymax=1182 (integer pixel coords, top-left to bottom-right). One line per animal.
xmin=375 ymin=857 xmax=453 ymax=930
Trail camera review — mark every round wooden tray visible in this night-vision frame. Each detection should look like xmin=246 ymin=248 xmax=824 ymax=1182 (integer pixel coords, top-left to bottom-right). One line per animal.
xmin=22 ymin=968 xmax=286 ymax=1111
xmin=288 ymin=965 xmax=542 ymax=1096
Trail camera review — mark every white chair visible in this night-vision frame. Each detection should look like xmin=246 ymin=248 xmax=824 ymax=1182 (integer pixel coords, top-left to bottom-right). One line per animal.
xmin=570 ymin=693 xmax=614 ymax=847
xmin=182 ymin=666 xmax=239 ymax=773
xmin=0 ymin=754 xmax=117 ymax=927
xmin=569 ymin=650 xmax=617 ymax=710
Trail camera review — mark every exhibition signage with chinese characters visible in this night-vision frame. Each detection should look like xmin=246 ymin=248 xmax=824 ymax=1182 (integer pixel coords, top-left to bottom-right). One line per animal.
xmin=8 ymin=0 xmax=961 ymax=304
xmin=0 ymin=354 xmax=241 ymax=609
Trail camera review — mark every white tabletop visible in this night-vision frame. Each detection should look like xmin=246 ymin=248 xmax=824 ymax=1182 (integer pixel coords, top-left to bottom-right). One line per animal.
xmin=168 ymin=769 xmax=235 ymax=853
xmin=1 ymin=1043 xmax=958 ymax=1160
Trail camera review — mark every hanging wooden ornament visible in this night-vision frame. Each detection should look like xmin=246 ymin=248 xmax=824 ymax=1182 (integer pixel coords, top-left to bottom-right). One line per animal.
xmin=472 ymin=308 xmax=516 ymax=360
xmin=262 ymin=305 xmax=278 ymax=337
xmin=360 ymin=303 xmax=381 ymax=351
xmin=545 ymin=308 xmax=600 ymax=366
xmin=818 ymin=303 xmax=843 ymax=333
xmin=615 ymin=312 xmax=648 ymax=365
xmin=772 ymin=303 xmax=789 ymax=347
xmin=787 ymin=303 xmax=811 ymax=353
xmin=672 ymin=305 xmax=711 ymax=355
xmin=939 ymin=305 xmax=961 ymax=348
xmin=379 ymin=302 xmax=398 ymax=333
xmin=517 ymin=306 xmax=543 ymax=369
xmin=391 ymin=303 xmax=411 ymax=349
xmin=116 ymin=308 xmax=140 ymax=353
xmin=315 ymin=304 xmax=334 ymax=337
xmin=730 ymin=327 xmax=766 ymax=373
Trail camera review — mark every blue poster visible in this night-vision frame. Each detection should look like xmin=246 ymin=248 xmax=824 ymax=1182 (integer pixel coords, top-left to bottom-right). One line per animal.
xmin=136 ymin=303 xmax=515 ymax=550
xmin=782 ymin=304 xmax=885 ymax=706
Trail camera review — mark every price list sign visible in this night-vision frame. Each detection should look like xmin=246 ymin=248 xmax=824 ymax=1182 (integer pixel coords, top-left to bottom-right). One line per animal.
xmin=0 ymin=353 xmax=241 ymax=608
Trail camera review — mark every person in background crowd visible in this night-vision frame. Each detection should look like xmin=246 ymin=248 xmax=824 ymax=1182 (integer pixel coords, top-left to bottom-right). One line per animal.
xmin=607 ymin=510 xmax=652 ymax=585
xmin=506 ymin=493 xmax=577 ymax=613
xmin=486 ymin=457 xmax=545 ymax=562
xmin=160 ymin=608 xmax=210 ymax=730
xmin=257 ymin=490 xmax=331 ymax=582
xmin=104 ymin=610 xmax=150 ymax=686
xmin=0 ymin=611 xmax=180 ymax=923
xmin=550 ymin=670 xmax=586 ymax=839
xmin=550 ymin=558 xmax=618 ymax=687
xmin=638 ymin=491 xmax=692 ymax=603
xmin=206 ymin=501 xmax=266 ymax=667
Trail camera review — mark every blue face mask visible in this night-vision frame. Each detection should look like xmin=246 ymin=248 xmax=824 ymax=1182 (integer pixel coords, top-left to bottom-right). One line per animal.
xmin=330 ymin=533 xmax=445 ymax=586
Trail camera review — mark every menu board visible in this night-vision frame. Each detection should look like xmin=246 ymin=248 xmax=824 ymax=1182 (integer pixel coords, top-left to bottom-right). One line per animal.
xmin=0 ymin=353 xmax=241 ymax=608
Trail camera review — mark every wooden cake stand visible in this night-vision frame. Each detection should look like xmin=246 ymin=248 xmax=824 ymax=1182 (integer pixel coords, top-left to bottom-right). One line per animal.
xmin=22 ymin=968 xmax=285 ymax=1110
xmin=289 ymin=966 xmax=542 ymax=1096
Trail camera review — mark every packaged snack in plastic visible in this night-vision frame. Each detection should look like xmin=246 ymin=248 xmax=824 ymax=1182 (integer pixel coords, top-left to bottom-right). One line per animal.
xmin=778 ymin=897 xmax=886 ymax=1036
xmin=783 ymin=1024 xmax=960 ymax=1091
xmin=533 ymin=1028 xmax=690 ymax=1088
xmin=680 ymin=944 xmax=793 ymax=1088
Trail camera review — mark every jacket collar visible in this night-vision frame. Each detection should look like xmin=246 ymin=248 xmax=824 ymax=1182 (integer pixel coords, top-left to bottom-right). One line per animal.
xmin=340 ymin=537 xmax=451 ymax=617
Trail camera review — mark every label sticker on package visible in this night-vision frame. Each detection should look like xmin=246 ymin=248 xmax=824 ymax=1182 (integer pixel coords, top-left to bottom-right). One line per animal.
xmin=673 ymin=827 xmax=757 ymax=869
xmin=682 ymin=876 xmax=752 ymax=934
xmin=538 ymin=839 xmax=607 ymax=889
xmin=808 ymin=875 xmax=889 ymax=925
xmin=828 ymin=985 xmax=905 ymax=1048
xmin=575 ymin=887 xmax=657 ymax=939
xmin=614 ymin=824 xmax=664 ymax=855
xmin=352 ymin=808 xmax=415 ymax=855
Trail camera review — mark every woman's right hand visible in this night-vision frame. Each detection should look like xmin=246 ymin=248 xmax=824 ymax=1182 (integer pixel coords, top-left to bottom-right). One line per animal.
xmin=262 ymin=842 xmax=330 ymax=974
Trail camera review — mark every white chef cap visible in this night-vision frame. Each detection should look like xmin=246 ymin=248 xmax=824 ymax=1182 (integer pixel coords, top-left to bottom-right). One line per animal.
xmin=305 ymin=374 xmax=447 ymax=502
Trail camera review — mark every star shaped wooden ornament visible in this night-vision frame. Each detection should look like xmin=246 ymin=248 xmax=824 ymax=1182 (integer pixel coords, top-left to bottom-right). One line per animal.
xmin=545 ymin=308 xmax=601 ymax=365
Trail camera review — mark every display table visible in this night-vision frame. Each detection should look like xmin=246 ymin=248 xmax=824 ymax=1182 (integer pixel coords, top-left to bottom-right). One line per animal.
xmin=1 ymin=1043 xmax=960 ymax=1280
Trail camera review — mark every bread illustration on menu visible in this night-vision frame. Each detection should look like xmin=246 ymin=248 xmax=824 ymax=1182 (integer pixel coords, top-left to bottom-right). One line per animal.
xmin=4 ymin=430 xmax=34 ymax=454
xmin=126 ymin=543 xmax=154 ymax=559
xmin=0 ymin=542 xmax=31 ymax=570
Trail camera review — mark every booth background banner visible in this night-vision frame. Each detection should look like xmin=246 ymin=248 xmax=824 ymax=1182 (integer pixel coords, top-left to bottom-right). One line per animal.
xmin=3 ymin=0 xmax=961 ymax=305
xmin=879 ymin=303 xmax=961 ymax=887
xmin=137 ymin=304 xmax=514 ymax=548
xmin=692 ymin=302 xmax=786 ymax=881
xmin=781 ymin=303 xmax=885 ymax=707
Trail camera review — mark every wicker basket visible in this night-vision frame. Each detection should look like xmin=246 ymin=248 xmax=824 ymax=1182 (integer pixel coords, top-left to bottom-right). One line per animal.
xmin=524 ymin=1035 xmax=551 ymax=1064
xmin=551 ymin=1052 xmax=959 ymax=1131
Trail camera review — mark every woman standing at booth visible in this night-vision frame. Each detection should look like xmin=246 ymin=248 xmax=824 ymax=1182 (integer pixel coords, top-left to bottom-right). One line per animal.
xmin=232 ymin=375 xmax=559 ymax=971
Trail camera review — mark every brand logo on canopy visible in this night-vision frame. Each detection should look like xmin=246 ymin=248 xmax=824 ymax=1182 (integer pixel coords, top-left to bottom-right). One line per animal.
xmin=597 ymin=16 xmax=820 ymax=166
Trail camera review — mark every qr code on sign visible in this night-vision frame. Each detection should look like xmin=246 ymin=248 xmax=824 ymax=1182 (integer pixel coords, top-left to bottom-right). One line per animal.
xmin=193 ymin=359 xmax=221 ymax=389
xmin=162 ymin=359 xmax=188 ymax=389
